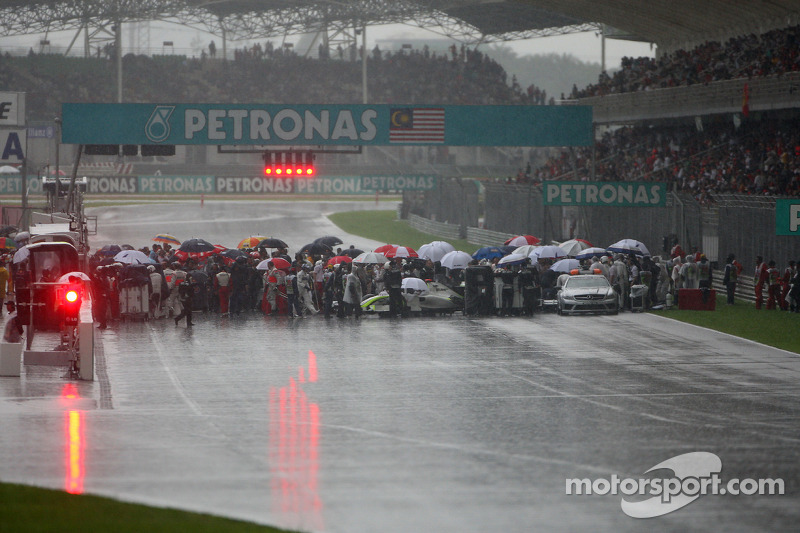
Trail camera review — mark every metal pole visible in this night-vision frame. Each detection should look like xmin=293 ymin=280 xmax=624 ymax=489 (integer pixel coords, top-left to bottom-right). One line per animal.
xmin=54 ymin=116 xmax=61 ymax=210
xmin=116 ymin=21 xmax=122 ymax=103
xmin=361 ymin=24 xmax=368 ymax=104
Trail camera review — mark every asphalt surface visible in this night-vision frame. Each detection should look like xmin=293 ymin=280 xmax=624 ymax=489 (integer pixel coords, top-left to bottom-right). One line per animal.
xmin=1 ymin=201 xmax=798 ymax=533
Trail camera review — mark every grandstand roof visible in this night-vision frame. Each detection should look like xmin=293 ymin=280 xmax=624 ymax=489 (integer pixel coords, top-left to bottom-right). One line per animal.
xmin=0 ymin=0 xmax=798 ymax=50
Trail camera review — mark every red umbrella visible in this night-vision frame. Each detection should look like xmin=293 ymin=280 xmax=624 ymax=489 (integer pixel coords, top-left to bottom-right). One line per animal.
xmin=327 ymin=255 xmax=353 ymax=266
xmin=575 ymin=238 xmax=593 ymax=247
xmin=262 ymin=257 xmax=291 ymax=271
xmin=504 ymin=235 xmax=541 ymax=246
xmin=385 ymin=246 xmax=418 ymax=258
xmin=374 ymin=244 xmax=400 ymax=254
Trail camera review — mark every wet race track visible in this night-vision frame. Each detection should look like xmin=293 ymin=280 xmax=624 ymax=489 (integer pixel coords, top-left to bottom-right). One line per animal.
xmin=1 ymin=200 xmax=799 ymax=533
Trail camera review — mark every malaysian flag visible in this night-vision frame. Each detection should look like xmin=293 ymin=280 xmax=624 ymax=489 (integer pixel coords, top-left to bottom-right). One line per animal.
xmin=389 ymin=107 xmax=445 ymax=143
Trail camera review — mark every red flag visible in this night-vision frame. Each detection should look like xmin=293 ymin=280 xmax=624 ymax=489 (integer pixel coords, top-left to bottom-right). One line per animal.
xmin=742 ymin=83 xmax=750 ymax=117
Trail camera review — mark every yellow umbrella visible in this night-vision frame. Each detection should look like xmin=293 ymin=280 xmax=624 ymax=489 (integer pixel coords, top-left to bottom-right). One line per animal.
xmin=237 ymin=236 xmax=267 ymax=249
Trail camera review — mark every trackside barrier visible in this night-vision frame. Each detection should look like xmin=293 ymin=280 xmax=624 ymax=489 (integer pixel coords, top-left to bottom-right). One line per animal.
xmin=466 ymin=227 xmax=516 ymax=247
xmin=407 ymin=214 xmax=462 ymax=240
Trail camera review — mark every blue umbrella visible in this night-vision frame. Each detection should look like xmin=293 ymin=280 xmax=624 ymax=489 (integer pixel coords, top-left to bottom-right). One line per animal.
xmin=100 ymin=244 xmax=122 ymax=257
xmin=472 ymin=246 xmax=508 ymax=260
xmin=575 ymin=247 xmax=610 ymax=260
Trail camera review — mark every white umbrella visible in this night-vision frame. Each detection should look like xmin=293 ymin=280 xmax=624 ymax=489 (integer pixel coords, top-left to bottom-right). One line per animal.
xmin=387 ymin=246 xmax=418 ymax=259
xmin=575 ymin=247 xmax=609 ymax=260
xmin=513 ymin=244 xmax=540 ymax=257
xmin=12 ymin=246 xmax=29 ymax=264
xmin=352 ymin=251 xmax=388 ymax=265
xmin=418 ymin=241 xmax=455 ymax=262
xmin=440 ymin=250 xmax=473 ymax=270
xmin=58 ymin=271 xmax=92 ymax=283
xmin=498 ymin=253 xmax=529 ymax=266
xmin=608 ymin=239 xmax=650 ymax=257
xmin=113 ymin=250 xmax=154 ymax=265
xmin=550 ymin=258 xmax=581 ymax=273
xmin=530 ymin=245 xmax=567 ymax=260
xmin=0 ymin=165 xmax=20 ymax=174
xmin=401 ymin=277 xmax=429 ymax=295
xmin=558 ymin=239 xmax=591 ymax=257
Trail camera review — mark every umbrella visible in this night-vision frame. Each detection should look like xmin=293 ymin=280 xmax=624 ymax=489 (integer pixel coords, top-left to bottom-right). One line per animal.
xmin=550 ymin=258 xmax=581 ymax=273
xmin=120 ymin=244 xmax=135 ymax=250
xmin=11 ymin=231 xmax=29 ymax=242
xmin=0 ymin=226 xmax=18 ymax=238
xmin=257 ymin=257 xmax=291 ymax=271
xmin=327 ymin=255 xmax=353 ymax=266
xmin=385 ymin=246 xmax=418 ymax=258
xmin=497 ymin=253 xmax=530 ymax=267
xmin=401 ymin=277 xmax=429 ymax=294
xmin=352 ymin=252 xmax=388 ymax=265
xmin=608 ymin=239 xmax=650 ymax=257
xmin=301 ymin=242 xmax=333 ymax=255
xmin=530 ymin=245 xmax=567 ymax=261
xmin=58 ymin=271 xmax=92 ymax=283
xmin=418 ymin=241 xmax=456 ymax=262
xmin=504 ymin=235 xmax=541 ymax=247
xmin=0 ymin=165 xmax=20 ymax=174
xmin=342 ymin=248 xmax=365 ymax=258
xmin=100 ymin=244 xmax=122 ymax=257
xmin=258 ymin=238 xmax=288 ymax=249
xmin=12 ymin=247 xmax=29 ymax=264
xmin=114 ymin=250 xmax=154 ymax=265
xmin=237 ymin=236 xmax=266 ymax=249
xmin=153 ymin=234 xmax=180 ymax=246
xmin=440 ymin=250 xmax=473 ymax=270
xmin=513 ymin=245 xmax=540 ymax=257
xmin=575 ymin=238 xmax=593 ymax=247
xmin=219 ymin=248 xmax=248 ymax=262
xmin=374 ymin=244 xmax=400 ymax=254
xmin=179 ymin=238 xmax=215 ymax=253
xmin=314 ymin=235 xmax=343 ymax=247
xmin=558 ymin=239 xmax=591 ymax=257
xmin=575 ymin=247 xmax=610 ymax=261
xmin=0 ymin=237 xmax=17 ymax=249
xmin=472 ymin=246 xmax=509 ymax=260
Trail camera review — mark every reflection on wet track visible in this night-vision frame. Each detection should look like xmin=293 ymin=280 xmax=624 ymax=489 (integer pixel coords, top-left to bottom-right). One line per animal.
xmin=1 ymin=201 xmax=798 ymax=533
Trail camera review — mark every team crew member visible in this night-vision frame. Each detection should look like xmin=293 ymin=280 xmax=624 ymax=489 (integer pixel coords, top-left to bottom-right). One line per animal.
xmin=722 ymin=254 xmax=740 ymax=305
xmin=754 ymin=256 xmax=768 ymax=309
xmin=781 ymin=261 xmax=796 ymax=311
xmin=215 ymin=266 xmax=231 ymax=316
xmin=148 ymin=265 xmax=164 ymax=318
xmin=174 ymin=277 xmax=196 ymax=327
xmin=766 ymin=260 xmax=781 ymax=310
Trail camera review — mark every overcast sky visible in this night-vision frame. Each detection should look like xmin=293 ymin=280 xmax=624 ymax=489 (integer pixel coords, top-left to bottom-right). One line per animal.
xmin=0 ymin=20 xmax=654 ymax=67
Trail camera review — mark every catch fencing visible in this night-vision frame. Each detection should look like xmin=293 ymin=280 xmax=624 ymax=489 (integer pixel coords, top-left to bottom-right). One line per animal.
xmin=404 ymin=182 xmax=800 ymax=271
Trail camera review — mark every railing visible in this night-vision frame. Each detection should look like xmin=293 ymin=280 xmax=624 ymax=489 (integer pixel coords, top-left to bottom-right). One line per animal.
xmin=407 ymin=214 xmax=461 ymax=240
xmin=580 ymin=72 xmax=800 ymax=124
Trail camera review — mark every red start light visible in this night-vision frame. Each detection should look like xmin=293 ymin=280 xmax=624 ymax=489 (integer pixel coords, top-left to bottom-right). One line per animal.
xmin=65 ymin=290 xmax=79 ymax=303
xmin=264 ymin=167 xmax=272 ymax=175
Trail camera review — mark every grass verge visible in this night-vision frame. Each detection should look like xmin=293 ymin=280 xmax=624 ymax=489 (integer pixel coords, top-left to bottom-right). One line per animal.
xmin=0 ymin=483 xmax=292 ymax=533
xmin=328 ymin=210 xmax=475 ymax=252
xmin=652 ymin=295 xmax=800 ymax=353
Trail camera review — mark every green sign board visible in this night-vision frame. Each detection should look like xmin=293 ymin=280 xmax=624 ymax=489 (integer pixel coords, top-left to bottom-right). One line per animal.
xmin=776 ymin=199 xmax=800 ymax=235
xmin=543 ymin=181 xmax=667 ymax=207
xmin=61 ymin=104 xmax=593 ymax=147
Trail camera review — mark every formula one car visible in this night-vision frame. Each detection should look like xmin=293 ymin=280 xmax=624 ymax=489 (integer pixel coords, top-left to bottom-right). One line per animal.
xmin=361 ymin=281 xmax=463 ymax=316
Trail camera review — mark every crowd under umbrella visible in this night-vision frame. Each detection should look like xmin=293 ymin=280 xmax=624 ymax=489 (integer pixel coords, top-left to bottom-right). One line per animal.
xmin=504 ymin=235 xmax=541 ymax=247
xmin=258 ymin=237 xmax=289 ymax=249
xmin=550 ymin=258 xmax=581 ymax=273
xmin=352 ymin=251 xmax=388 ymax=265
xmin=558 ymin=239 xmax=591 ymax=257
xmin=153 ymin=234 xmax=180 ymax=246
xmin=530 ymin=245 xmax=567 ymax=261
xmin=314 ymin=235 xmax=343 ymax=247
xmin=113 ymin=250 xmax=154 ymax=265
xmin=575 ymin=247 xmax=611 ymax=261
xmin=607 ymin=239 xmax=650 ymax=257
xmin=440 ymin=250 xmax=473 ymax=270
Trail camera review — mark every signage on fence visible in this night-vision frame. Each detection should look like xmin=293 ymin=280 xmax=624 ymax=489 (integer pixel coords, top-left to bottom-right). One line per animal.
xmin=775 ymin=199 xmax=800 ymax=236
xmin=543 ymin=181 xmax=667 ymax=207
xmin=359 ymin=175 xmax=436 ymax=191
xmin=0 ymin=92 xmax=25 ymax=126
xmin=61 ymin=103 xmax=593 ymax=147
xmin=0 ymin=129 xmax=25 ymax=163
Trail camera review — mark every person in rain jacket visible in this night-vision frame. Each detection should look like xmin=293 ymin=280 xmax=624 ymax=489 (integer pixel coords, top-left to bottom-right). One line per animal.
xmin=343 ymin=263 xmax=363 ymax=318
xmin=297 ymin=262 xmax=318 ymax=315
xmin=173 ymin=277 xmax=195 ymax=327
